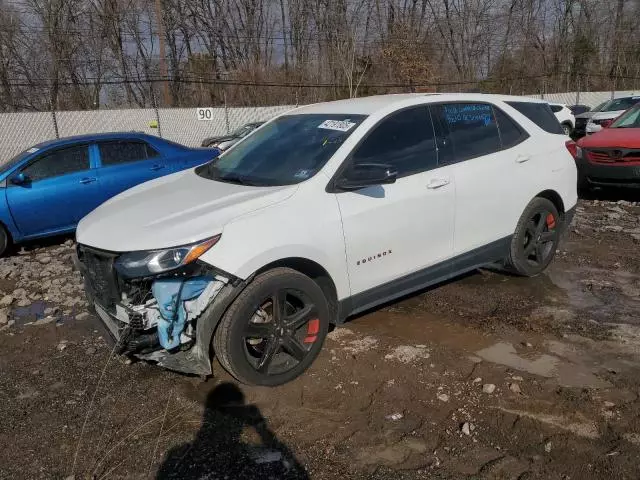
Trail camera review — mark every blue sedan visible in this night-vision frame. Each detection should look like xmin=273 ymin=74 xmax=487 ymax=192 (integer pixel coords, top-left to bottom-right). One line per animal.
xmin=0 ymin=132 xmax=219 ymax=255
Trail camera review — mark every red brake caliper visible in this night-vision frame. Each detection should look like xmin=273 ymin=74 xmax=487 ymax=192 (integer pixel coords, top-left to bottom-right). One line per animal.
xmin=546 ymin=213 xmax=556 ymax=230
xmin=303 ymin=319 xmax=320 ymax=344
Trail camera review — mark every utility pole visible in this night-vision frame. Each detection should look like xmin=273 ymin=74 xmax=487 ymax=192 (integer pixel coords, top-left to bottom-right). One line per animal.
xmin=154 ymin=0 xmax=171 ymax=107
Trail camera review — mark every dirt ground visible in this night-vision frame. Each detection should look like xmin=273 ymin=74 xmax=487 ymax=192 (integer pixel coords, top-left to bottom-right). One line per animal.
xmin=1 ymin=193 xmax=640 ymax=480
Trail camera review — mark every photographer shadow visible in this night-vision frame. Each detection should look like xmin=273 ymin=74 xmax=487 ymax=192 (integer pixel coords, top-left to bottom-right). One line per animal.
xmin=157 ymin=382 xmax=308 ymax=480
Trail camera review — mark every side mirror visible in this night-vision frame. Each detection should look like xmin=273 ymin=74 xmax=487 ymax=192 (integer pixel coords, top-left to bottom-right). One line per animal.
xmin=11 ymin=172 xmax=29 ymax=185
xmin=335 ymin=163 xmax=397 ymax=191
xmin=601 ymin=119 xmax=613 ymax=128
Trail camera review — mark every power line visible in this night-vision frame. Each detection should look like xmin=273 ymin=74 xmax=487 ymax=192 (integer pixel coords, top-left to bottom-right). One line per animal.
xmin=3 ymin=71 xmax=640 ymax=89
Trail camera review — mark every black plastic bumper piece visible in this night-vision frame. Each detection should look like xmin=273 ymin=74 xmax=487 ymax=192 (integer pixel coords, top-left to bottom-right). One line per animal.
xmin=577 ymin=158 xmax=640 ymax=188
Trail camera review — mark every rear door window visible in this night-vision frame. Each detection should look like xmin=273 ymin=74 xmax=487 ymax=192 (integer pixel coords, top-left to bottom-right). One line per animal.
xmin=99 ymin=141 xmax=159 ymax=166
xmin=506 ymin=102 xmax=564 ymax=134
xmin=493 ymin=108 xmax=529 ymax=149
xmin=430 ymin=103 xmax=502 ymax=163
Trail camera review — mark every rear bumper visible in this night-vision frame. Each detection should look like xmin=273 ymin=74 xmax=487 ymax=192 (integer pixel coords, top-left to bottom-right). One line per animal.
xmin=577 ymin=158 xmax=640 ymax=188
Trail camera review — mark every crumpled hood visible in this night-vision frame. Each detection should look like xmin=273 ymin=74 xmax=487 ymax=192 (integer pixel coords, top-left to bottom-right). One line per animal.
xmin=202 ymin=134 xmax=235 ymax=145
xmin=575 ymin=111 xmax=596 ymax=119
xmin=77 ymin=169 xmax=297 ymax=252
xmin=578 ymin=127 xmax=640 ymax=149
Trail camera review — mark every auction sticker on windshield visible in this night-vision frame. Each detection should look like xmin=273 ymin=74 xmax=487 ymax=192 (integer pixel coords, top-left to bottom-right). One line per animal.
xmin=318 ymin=119 xmax=356 ymax=132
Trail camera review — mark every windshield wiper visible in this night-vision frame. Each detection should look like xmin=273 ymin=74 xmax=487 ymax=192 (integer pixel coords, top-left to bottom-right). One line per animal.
xmin=217 ymin=173 xmax=261 ymax=186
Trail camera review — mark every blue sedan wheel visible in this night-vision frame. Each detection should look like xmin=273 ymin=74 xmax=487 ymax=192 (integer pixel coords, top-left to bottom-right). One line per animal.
xmin=0 ymin=226 xmax=9 ymax=257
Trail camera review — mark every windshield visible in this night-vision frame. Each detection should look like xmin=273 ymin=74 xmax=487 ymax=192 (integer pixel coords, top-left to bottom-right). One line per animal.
xmin=592 ymin=101 xmax=607 ymax=112
xmin=611 ymin=105 xmax=640 ymax=128
xmin=197 ymin=114 xmax=367 ymax=186
xmin=603 ymin=97 xmax=640 ymax=112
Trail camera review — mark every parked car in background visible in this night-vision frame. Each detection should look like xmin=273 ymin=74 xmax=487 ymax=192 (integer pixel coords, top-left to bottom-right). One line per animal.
xmin=548 ymin=103 xmax=575 ymax=135
xmin=568 ymin=104 xmax=591 ymax=115
xmin=201 ymin=122 xmax=264 ymax=150
xmin=76 ymin=93 xmax=577 ymax=385
xmin=586 ymin=96 xmax=640 ymax=135
xmin=574 ymin=101 xmax=608 ymax=138
xmin=0 ymin=133 xmax=219 ymax=255
xmin=574 ymin=103 xmax=640 ymax=192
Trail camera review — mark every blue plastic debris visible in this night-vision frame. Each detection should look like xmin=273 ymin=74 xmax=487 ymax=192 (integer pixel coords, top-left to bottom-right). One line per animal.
xmin=152 ymin=276 xmax=213 ymax=350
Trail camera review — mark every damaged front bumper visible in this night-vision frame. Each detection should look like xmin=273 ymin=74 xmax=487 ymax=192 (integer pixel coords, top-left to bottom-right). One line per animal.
xmin=75 ymin=245 xmax=245 ymax=376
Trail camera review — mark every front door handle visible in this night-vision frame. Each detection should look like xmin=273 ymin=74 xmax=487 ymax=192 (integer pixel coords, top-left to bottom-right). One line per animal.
xmin=79 ymin=177 xmax=97 ymax=184
xmin=427 ymin=178 xmax=450 ymax=189
xmin=516 ymin=154 xmax=531 ymax=163
xmin=150 ymin=164 xmax=165 ymax=171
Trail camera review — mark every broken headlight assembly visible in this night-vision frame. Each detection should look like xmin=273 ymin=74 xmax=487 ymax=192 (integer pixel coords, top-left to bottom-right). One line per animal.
xmin=114 ymin=235 xmax=220 ymax=278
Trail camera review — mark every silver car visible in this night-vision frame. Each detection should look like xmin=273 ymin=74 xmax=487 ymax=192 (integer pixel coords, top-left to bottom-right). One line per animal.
xmin=201 ymin=122 xmax=264 ymax=150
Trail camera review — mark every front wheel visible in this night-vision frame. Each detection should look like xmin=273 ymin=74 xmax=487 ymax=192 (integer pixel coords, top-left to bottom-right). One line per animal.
xmin=506 ymin=198 xmax=561 ymax=277
xmin=562 ymin=123 xmax=573 ymax=136
xmin=0 ymin=226 xmax=10 ymax=257
xmin=213 ymin=267 xmax=330 ymax=386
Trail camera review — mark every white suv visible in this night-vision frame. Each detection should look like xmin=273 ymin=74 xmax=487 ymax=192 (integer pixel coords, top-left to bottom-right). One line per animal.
xmin=586 ymin=95 xmax=640 ymax=134
xmin=548 ymin=103 xmax=575 ymax=136
xmin=76 ymin=94 xmax=578 ymax=386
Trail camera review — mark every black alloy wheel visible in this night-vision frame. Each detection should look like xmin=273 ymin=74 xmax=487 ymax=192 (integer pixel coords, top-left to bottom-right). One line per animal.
xmin=507 ymin=197 xmax=561 ymax=277
xmin=213 ymin=267 xmax=330 ymax=386
xmin=522 ymin=210 xmax=558 ymax=268
xmin=244 ymin=288 xmax=321 ymax=376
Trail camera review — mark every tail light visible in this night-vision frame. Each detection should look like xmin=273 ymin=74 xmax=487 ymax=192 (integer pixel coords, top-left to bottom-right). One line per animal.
xmin=565 ymin=140 xmax=578 ymax=159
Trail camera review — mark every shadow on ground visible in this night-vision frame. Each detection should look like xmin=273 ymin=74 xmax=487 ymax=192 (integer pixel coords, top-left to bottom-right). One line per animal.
xmin=157 ymin=382 xmax=309 ymax=480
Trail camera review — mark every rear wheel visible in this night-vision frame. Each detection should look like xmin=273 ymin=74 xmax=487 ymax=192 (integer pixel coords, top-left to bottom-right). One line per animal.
xmin=562 ymin=123 xmax=572 ymax=136
xmin=213 ymin=267 xmax=330 ymax=386
xmin=506 ymin=198 xmax=560 ymax=277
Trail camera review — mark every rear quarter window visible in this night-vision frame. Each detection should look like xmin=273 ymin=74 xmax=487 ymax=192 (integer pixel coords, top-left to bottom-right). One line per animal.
xmin=506 ymin=102 xmax=565 ymax=135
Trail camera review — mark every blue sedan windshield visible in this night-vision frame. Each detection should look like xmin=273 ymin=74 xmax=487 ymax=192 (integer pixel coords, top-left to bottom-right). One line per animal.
xmin=3 ymin=149 xmax=35 ymax=172
xmin=197 ymin=114 xmax=367 ymax=186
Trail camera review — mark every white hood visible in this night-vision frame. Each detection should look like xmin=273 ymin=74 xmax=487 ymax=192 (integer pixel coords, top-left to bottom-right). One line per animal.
xmin=77 ymin=169 xmax=297 ymax=252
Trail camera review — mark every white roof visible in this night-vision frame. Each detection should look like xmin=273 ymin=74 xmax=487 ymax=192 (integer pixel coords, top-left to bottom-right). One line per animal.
xmin=292 ymin=93 xmax=547 ymax=115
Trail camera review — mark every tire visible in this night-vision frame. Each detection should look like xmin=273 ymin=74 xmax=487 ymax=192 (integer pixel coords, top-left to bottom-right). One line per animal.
xmin=562 ymin=123 xmax=572 ymax=136
xmin=506 ymin=197 xmax=561 ymax=277
xmin=0 ymin=226 xmax=10 ymax=257
xmin=577 ymin=174 xmax=590 ymax=197
xmin=213 ymin=267 xmax=330 ymax=386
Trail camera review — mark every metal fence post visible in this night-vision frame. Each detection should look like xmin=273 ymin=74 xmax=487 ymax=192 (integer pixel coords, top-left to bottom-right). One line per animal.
xmin=151 ymin=88 xmax=163 ymax=138
xmin=224 ymin=89 xmax=230 ymax=134
xmin=51 ymin=109 xmax=60 ymax=139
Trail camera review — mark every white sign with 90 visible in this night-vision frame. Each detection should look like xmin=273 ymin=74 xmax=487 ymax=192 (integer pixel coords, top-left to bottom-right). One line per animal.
xmin=196 ymin=108 xmax=215 ymax=121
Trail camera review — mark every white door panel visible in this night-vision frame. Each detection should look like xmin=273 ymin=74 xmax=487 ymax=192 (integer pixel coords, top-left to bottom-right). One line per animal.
xmin=453 ymin=145 xmax=535 ymax=254
xmin=336 ymin=167 xmax=455 ymax=296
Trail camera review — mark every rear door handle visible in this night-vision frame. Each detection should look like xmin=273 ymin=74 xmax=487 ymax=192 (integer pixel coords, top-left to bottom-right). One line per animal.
xmin=150 ymin=164 xmax=165 ymax=171
xmin=516 ymin=154 xmax=531 ymax=163
xmin=427 ymin=178 xmax=450 ymax=189
xmin=79 ymin=177 xmax=97 ymax=184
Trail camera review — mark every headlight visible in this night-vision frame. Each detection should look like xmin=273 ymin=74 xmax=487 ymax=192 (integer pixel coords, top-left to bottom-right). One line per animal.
xmin=114 ymin=235 xmax=220 ymax=278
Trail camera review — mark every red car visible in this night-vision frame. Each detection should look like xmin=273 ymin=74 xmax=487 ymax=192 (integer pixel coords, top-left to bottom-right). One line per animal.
xmin=573 ymin=104 xmax=640 ymax=191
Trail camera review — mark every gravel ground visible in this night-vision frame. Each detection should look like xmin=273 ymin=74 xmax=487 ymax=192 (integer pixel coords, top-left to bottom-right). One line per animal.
xmin=1 ymin=196 xmax=640 ymax=480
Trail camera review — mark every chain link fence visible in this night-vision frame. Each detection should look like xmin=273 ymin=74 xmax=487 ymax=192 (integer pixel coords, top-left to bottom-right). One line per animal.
xmin=0 ymin=104 xmax=295 ymax=164
xmin=1 ymin=81 xmax=638 ymax=165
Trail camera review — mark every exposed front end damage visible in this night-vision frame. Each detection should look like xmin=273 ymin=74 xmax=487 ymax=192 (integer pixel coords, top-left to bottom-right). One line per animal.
xmin=75 ymin=245 xmax=245 ymax=376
